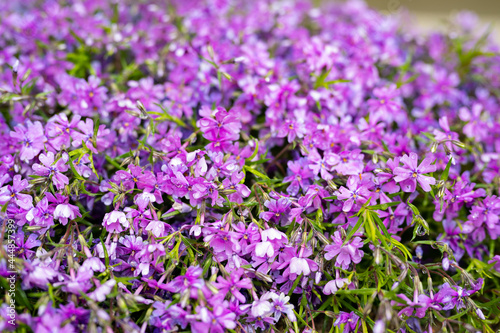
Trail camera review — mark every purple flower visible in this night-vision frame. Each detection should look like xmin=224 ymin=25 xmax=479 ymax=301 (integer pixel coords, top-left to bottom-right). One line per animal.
xmin=433 ymin=116 xmax=459 ymax=152
xmin=32 ymin=152 xmax=69 ymax=190
xmin=192 ymin=304 xmax=236 ymax=333
xmin=88 ymin=279 xmax=116 ymax=302
xmin=259 ymin=198 xmax=291 ymax=225
xmin=277 ymin=119 xmax=306 ymax=143
xmin=26 ymin=197 xmax=54 ymax=229
xmin=463 ymin=195 xmax=500 ymax=241
xmin=222 ymin=171 xmax=251 ymax=204
xmin=269 ymin=292 xmax=296 ymax=322
xmin=324 ymin=231 xmax=364 ymax=269
xmin=289 ymin=255 xmax=319 ymax=276
xmin=46 ymin=113 xmax=81 ymax=151
xmin=334 ymin=311 xmax=359 ymax=332
xmin=55 ymin=267 xmax=93 ymax=294
xmin=10 ymin=120 xmax=47 ymax=162
xmin=394 ymin=153 xmax=436 ymax=192
xmin=459 ymin=103 xmax=486 ymax=140
xmin=394 ymin=293 xmax=441 ymax=318
xmin=323 ymin=277 xmax=349 ymax=295
xmin=0 ymin=175 xmax=33 ymax=210
xmin=308 ymin=149 xmax=339 ymax=180
xmin=103 ymin=210 xmax=129 ymax=233
xmin=337 ymin=176 xmax=372 ymax=212
xmin=71 ymin=118 xmax=110 ymax=153
xmin=367 ymin=84 xmax=401 ymax=123
xmin=334 ymin=150 xmax=364 ymax=176
xmin=435 ymin=281 xmax=482 ymax=311
xmin=48 ymin=193 xmax=81 ymax=225
xmin=115 ymin=165 xmax=144 ymax=190
xmin=488 ymin=255 xmax=500 ymax=272
xmin=283 ymin=158 xmax=313 ymax=196
xmin=13 ymin=231 xmax=40 ymax=260
xmin=213 ymin=268 xmax=253 ymax=302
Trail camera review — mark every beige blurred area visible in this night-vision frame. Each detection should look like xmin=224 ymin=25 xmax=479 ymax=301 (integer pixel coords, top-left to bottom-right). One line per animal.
xmin=318 ymin=0 xmax=500 ymax=41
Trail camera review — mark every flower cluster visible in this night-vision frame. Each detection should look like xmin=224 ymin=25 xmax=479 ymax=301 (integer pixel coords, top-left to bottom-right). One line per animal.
xmin=0 ymin=0 xmax=500 ymax=332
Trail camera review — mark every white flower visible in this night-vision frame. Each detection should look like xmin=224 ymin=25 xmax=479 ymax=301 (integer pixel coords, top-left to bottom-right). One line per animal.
xmin=261 ymin=228 xmax=286 ymax=242
xmin=290 ymin=257 xmax=310 ymax=276
xmin=145 ymin=220 xmax=165 ymax=237
xmin=255 ymin=241 xmax=274 ymax=257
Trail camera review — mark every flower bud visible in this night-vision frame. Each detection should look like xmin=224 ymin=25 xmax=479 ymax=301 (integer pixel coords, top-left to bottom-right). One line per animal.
xmin=315 ymin=231 xmax=331 ymax=245
xmin=430 ymin=141 xmax=439 ymax=153
xmin=442 ymin=252 xmax=450 ymax=271
xmin=136 ymin=100 xmax=149 ymax=119
xmin=254 ymin=271 xmax=273 ymax=283
xmin=12 ymin=59 xmax=19 ymax=85
xmin=475 ymin=307 xmax=485 ymax=320
xmin=373 ymin=320 xmax=385 ymax=333
xmin=207 ymin=45 xmax=215 ymax=59
xmin=21 ymin=68 xmax=32 ymax=83
xmin=205 ymin=281 xmax=219 ymax=294
xmin=326 ymin=179 xmax=337 ymax=191
xmin=452 ymin=140 xmax=466 ymax=148
xmin=290 ymin=227 xmax=302 ymax=243
xmin=415 ymin=246 xmax=423 ymax=259
xmin=374 ymin=247 xmax=382 ymax=265
xmin=324 ymin=311 xmax=336 ymax=318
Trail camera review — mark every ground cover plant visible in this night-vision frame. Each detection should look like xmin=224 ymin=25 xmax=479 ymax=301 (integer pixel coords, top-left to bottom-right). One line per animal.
xmin=0 ymin=0 xmax=500 ymax=332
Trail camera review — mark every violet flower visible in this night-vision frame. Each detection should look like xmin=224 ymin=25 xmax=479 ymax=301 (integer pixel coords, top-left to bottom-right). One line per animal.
xmin=324 ymin=231 xmax=364 ymax=269
xmin=32 ymin=152 xmax=69 ymax=190
xmin=394 ymin=152 xmax=436 ymax=192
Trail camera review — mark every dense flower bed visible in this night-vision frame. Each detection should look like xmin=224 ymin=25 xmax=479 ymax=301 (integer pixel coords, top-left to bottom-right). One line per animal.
xmin=1 ymin=0 xmax=500 ymax=332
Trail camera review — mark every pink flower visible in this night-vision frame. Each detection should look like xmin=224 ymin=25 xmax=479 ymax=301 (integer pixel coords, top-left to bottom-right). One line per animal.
xmin=393 ymin=152 xmax=436 ymax=192
xmin=32 ymin=152 xmax=69 ymax=190
xmin=10 ymin=120 xmax=47 ymax=162
xmin=103 ymin=210 xmax=129 ymax=233
xmin=324 ymin=231 xmax=364 ymax=269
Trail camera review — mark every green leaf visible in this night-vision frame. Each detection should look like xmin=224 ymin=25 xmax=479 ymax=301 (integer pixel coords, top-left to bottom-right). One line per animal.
xmin=246 ymin=139 xmax=259 ymax=162
xmin=441 ymin=157 xmax=453 ymax=182
xmin=92 ymin=118 xmax=99 ymax=149
xmin=344 ymin=215 xmax=364 ymax=244
xmin=243 ymin=165 xmax=270 ymax=180
xmin=153 ymin=103 xmax=187 ymax=127
xmin=100 ymin=239 xmax=110 ymax=267
xmin=69 ymin=29 xmax=85 ymax=45
xmin=288 ymin=274 xmax=303 ymax=297
xmin=367 ymin=201 xmax=401 ymax=211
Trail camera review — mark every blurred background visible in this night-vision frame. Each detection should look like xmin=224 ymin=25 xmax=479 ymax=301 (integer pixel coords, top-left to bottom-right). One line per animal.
xmin=319 ymin=0 xmax=500 ymax=41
